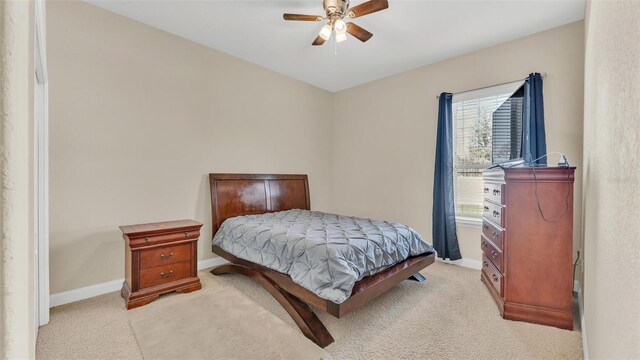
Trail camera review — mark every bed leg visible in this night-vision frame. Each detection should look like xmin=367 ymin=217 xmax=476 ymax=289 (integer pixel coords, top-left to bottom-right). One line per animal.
xmin=211 ymin=264 xmax=335 ymax=348
xmin=408 ymin=272 xmax=426 ymax=283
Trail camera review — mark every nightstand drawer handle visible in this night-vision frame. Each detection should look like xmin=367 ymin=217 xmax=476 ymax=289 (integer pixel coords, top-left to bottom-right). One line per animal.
xmin=160 ymin=252 xmax=174 ymax=260
xmin=493 ymin=189 xmax=500 ymax=195
xmin=184 ymin=231 xmax=189 ymax=238
xmin=483 ymin=224 xmax=489 ymax=231
xmin=483 ymin=261 xmax=488 ymax=268
xmin=492 ymin=231 xmax=498 ymax=238
xmin=492 ymin=274 xmax=499 ymax=282
xmin=481 ymin=241 xmax=487 ymax=248
xmin=493 ymin=210 xmax=500 ymax=217
xmin=160 ymin=270 xmax=174 ymax=278
xmin=491 ymin=250 xmax=498 ymax=259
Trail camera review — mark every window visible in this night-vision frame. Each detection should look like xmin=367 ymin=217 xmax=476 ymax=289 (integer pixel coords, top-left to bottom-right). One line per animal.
xmin=452 ymin=82 xmax=524 ymax=222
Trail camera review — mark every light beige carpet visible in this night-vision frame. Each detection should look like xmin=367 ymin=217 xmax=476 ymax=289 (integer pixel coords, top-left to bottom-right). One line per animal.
xmin=128 ymin=286 xmax=330 ymax=359
xmin=37 ymin=262 xmax=583 ymax=359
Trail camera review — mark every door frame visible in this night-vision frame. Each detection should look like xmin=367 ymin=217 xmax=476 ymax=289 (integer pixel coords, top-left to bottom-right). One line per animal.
xmin=34 ymin=0 xmax=49 ymax=327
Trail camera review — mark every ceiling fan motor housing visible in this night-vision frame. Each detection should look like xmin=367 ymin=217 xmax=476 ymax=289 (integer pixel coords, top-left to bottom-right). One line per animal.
xmin=323 ymin=0 xmax=350 ymax=17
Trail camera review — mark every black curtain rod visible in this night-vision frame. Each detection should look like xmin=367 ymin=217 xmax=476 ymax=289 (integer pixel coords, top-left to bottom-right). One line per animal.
xmin=436 ymin=72 xmax=547 ymax=98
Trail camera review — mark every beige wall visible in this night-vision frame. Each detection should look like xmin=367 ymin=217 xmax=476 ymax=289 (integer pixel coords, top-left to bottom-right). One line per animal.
xmin=332 ymin=22 xmax=585 ymax=265
xmin=47 ymin=2 xmax=333 ymax=294
xmin=582 ymin=1 xmax=640 ymax=358
xmin=48 ymin=2 xmax=587 ymax=296
xmin=0 ymin=1 xmax=36 ymax=358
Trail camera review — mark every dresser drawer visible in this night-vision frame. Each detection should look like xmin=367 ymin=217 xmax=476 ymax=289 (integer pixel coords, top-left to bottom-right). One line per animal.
xmin=140 ymin=243 xmax=191 ymax=270
xmin=483 ymin=182 xmax=504 ymax=205
xmin=483 ymin=201 xmax=504 ymax=227
xmin=481 ymin=235 xmax=503 ymax=272
xmin=139 ymin=261 xmax=191 ymax=289
xmin=482 ymin=253 xmax=503 ymax=297
xmin=482 ymin=218 xmax=504 ymax=250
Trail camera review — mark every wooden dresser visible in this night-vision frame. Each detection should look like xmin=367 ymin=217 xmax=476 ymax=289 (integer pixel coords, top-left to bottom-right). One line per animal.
xmin=120 ymin=220 xmax=202 ymax=309
xmin=480 ymin=166 xmax=575 ymax=329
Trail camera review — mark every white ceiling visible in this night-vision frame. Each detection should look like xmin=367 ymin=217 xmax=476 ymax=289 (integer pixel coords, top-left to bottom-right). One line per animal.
xmin=86 ymin=0 xmax=585 ymax=92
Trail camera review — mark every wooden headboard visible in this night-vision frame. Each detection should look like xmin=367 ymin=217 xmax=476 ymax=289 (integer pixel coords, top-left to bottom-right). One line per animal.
xmin=208 ymin=173 xmax=310 ymax=236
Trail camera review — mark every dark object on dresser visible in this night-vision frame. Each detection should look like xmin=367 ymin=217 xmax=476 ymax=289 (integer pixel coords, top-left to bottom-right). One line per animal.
xmin=208 ymin=173 xmax=435 ymax=348
xmin=481 ymin=166 xmax=575 ymax=330
xmin=120 ymin=220 xmax=202 ymax=309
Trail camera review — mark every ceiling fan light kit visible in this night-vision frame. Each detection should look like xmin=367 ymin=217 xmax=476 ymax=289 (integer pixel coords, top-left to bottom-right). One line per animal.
xmin=334 ymin=19 xmax=348 ymax=42
xmin=319 ymin=24 xmax=333 ymax=40
xmin=283 ymin=0 xmax=388 ymax=46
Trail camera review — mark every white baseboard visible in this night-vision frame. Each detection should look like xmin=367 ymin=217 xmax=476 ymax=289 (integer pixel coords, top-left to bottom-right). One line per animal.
xmin=49 ymin=278 xmax=125 ymax=308
xmin=575 ymin=280 xmax=589 ymax=360
xmin=50 ymin=256 xmax=229 ymax=308
xmin=437 ymin=257 xmax=482 ymax=270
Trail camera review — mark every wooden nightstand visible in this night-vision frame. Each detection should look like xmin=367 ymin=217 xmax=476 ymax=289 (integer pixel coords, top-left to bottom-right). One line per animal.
xmin=120 ymin=219 xmax=202 ymax=309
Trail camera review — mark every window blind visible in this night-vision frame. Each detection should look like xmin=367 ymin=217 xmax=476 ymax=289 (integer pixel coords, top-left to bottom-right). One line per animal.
xmin=451 ymin=81 xmax=524 ymax=218
xmin=492 ymin=92 xmax=524 ymax=164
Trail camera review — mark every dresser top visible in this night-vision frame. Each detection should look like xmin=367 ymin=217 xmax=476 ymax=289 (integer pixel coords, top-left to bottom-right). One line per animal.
xmin=483 ymin=166 xmax=576 ymax=183
xmin=119 ymin=219 xmax=202 ymax=237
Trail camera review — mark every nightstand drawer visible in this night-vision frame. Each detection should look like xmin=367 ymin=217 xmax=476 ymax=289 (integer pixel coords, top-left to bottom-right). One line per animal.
xmin=140 ymin=243 xmax=191 ymax=270
xmin=139 ymin=261 xmax=191 ymax=289
xmin=128 ymin=230 xmax=200 ymax=248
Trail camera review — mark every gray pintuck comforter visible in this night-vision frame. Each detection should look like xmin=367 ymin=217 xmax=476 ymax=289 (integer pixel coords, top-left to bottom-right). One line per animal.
xmin=212 ymin=209 xmax=433 ymax=304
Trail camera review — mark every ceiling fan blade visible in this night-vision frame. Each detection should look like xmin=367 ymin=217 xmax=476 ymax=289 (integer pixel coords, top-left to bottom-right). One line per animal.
xmin=346 ymin=22 xmax=373 ymax=42
xmin=347 ymin=0 xmax=389 ymax=18
xmin=312 ymin=35 xmax=327 ymax=46
xmin=283 ymin=13 xmax=323 ymax=21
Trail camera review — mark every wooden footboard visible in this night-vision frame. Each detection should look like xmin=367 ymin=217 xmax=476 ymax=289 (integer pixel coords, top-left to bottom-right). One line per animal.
xmin=333 ymin=251 xmax=435 ymax=317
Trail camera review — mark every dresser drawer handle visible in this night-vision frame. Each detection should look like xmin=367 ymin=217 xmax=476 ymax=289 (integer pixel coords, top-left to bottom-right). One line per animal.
xmin=160 ymin=270 xmax=174 ymax=278
xmin=483 ymin=261 xmax=488 ymax=268
xmin=493 ymin=210 xmax=500 ymax=217
xmin=481 ymin=241 xmax=487 ymax=248
xmin=492 ymin=231 xmax=498 ymax=238
xmin=144 ymin=236 xmax=149 ymax=243
xmin=491 ymin=250 xmax=498 ymax=259
xmin=484 ymin=206 xmax=489 ymax=211
xmin=493 ymin=189 xmax=501 ymax=195
xmin=184 ymin=231 xmax=189 ymax=238
xmin=483 ymin=224 xmax=489 ymax=231
xmin=492 ymin=274 xmax=499 ymax=282
xmin=483 ymin=187 xmax=489 ymax=193
xmin=160 ymin=252 xmax=174 ymax=260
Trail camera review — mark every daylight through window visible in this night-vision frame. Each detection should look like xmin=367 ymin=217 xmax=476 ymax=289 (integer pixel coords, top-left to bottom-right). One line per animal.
xmin=452 ymin=82 xmax=524 ymax=220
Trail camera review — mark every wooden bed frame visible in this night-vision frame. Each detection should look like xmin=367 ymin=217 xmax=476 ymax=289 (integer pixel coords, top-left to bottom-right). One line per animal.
xmin=209 ymin=173 xmax=435 ymax=347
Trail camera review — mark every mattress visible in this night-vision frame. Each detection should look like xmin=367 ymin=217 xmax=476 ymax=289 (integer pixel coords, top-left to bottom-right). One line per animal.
xmin=212 ymin=209 xmax=433 ymax=304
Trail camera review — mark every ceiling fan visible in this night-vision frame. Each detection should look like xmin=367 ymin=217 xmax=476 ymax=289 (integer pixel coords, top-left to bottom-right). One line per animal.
xmin=283 ymin=0 xmax=389 ymax=46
